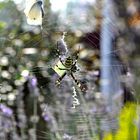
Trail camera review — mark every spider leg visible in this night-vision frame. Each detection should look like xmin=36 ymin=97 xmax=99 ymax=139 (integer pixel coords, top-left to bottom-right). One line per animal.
xmin=56 ymin=41 xmax=60 ymax=55
xmin=71 ymin=72 xmax=87 ymax=92
xmin=55 ymin=72 xmax=67 ymax=86
xmin=59 ymin=56 xmax=67 ymax=67
xmin=75 ymin=54 xmax=79 ymax=62
xmin=70 ymin=73 xmax=80 ymax=87
xmin=74 ymin=45 xmax=80 ymax=61
xmin=56 ymin=65 xmax=69 ymax=71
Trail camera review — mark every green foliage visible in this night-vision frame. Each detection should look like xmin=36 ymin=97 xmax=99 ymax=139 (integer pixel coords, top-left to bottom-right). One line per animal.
xmin=0 ymin=21 xmax=7 ymax=30
xmin=103 ymin=103 xmax=138 ymax=140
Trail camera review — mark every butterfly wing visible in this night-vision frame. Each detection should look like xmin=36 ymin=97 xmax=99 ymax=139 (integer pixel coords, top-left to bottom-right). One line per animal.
xmin=24 ymin=0 xmax=44 ymax=25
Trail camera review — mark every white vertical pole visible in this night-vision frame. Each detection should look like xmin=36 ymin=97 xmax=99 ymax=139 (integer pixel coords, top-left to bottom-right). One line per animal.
xmin=100 ymin=0 xmax=114 ymax=105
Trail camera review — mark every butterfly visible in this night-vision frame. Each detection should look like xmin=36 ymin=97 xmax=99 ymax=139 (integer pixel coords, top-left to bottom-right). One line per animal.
xmin=24 ymin=0 xmax=44 ymax=26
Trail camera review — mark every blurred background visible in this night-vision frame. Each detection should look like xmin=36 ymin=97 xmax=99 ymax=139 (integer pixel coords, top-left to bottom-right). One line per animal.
xmin=0 ymin=0 xmax=139 ymax=140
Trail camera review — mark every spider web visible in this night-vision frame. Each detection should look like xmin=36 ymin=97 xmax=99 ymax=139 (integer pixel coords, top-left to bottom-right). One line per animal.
xmin=0 ymin=1 xmax=137 ymax=140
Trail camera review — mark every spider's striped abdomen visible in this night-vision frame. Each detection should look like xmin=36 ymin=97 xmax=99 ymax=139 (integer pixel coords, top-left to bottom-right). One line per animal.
xmin=64 ymin=57 xmax=73 ymax=68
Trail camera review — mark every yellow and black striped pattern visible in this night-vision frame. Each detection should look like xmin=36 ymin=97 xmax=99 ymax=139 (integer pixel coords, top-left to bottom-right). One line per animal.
xmin=64 ymin=57 xmax=73 ymax=69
